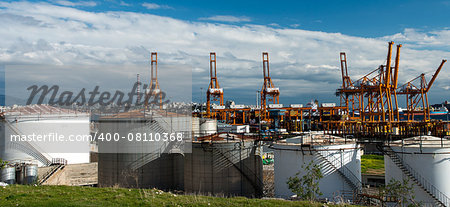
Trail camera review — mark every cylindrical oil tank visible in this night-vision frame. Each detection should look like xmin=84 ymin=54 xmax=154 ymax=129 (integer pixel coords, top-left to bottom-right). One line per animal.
xmin=98 ymin=153 xmax=184 ymax=190
xmin=97 ymin=116 xmax=188 ymax=191
xmin=184 ymin=140 xmax=263 ymax=197
xmin=272 ymin=136 xmax=361 ymax=202
xmin=384 ymin=137 xmax=450 ymax=207
xmin=199 ymin=119 xmax=217 ymax=136
xmin=192 ymin=117 xmax=200 ymax=137
xmin=1 ymin=105 xmax=90 ymax=166
xmin=1 ymin=166 xmax=16 ymax=184
xmin=24 ymin=164 xmax=38 ymax=184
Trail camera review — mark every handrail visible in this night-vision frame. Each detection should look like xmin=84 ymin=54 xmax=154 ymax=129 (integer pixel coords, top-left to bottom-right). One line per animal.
xmin=127 ymin=119 xmax=188 ymax=171
xmin=384 ymin=145 xmax=449 ymax=206
xmin=214 ymin=142 xmax=263 ymax=196
xmin=313 ymin=144 xmax=362 ymax=192
xmin=4 ymin=120 xmax=52 ymax=166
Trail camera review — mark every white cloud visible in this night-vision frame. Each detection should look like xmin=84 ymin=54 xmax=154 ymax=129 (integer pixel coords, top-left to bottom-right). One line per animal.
xmin=199 ymin=15 xmax=251 ymax=23
xmin=142 ymin=2 xmax=172 ymax=10
xmin=305 ymin=64 xmax=339 ymax=70
xmin=120 ymin=1 xmax=130 ymax=6
xmin=382 ymin=28 xmax=450 ymax=50
xmin=0 ymin=1 xmax=448 ymax=104
xmin=53 ymin=0 xmax=96 ymax=7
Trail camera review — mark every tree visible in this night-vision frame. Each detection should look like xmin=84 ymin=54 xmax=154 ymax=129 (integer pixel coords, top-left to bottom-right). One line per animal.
xmin=286 ymin=160 xmax=323 ymax=201
xmin=0 ymin=158 xmax=7 ymax=169
xmin=379 ymin=178 xmax=421 ymax=207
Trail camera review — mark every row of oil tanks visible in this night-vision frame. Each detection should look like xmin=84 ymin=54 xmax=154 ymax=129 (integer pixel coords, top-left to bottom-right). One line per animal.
xmin=97 ymin=116 xmax=263 ymax=197
xmin=96 ymin=115 xmax=450 ymax=205
xmin=1 ymin=162 xmax=38 ymax=185
xmin=97 ymin=116 xmax=361 ymax=199
xmin=98 ymin=139 xmax=263 ymax=197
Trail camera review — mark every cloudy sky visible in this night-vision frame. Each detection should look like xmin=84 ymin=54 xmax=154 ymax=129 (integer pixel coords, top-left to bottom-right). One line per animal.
xmin=0 ymin=0 xmax=449 ymax=106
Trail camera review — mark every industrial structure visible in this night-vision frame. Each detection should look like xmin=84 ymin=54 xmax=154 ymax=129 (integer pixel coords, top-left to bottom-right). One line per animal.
xmin=97 ymin=109 xmax=263 ymax=197
xmin=145 ymin=52 xmax=163 ymax=109
xmin=0 ymin=44 xmax=448 ymax=206
xmin=330 ymin=42 xmax=448 ymax=139
xmin=1 ymin=161 xmax=38 ymax=185
xmin=397 ymin=60 xmax=447 ymax=121
xmin=195 ymin=42 xmax=448 ymax=139
xmin=190 ymin=44 xmax=449 ymax=205
xmin=206 ymin=52 xmax=224 ymax=118
xmin=272 ymin=132 xmax=362 ymax=202
xmin=260 ymin=52 xmax=280 ymax=121
xmin=0 ymin=105 xmax=90 ymax=166
xmin=382 ymin=136 xmax=450 ymax=206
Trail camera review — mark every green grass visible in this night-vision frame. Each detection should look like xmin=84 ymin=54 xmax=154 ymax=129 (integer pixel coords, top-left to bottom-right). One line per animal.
xmin=361 ymin=154 xmax=385 ymax=174
xmin=0 ymin=185 xmax=358 ymax=207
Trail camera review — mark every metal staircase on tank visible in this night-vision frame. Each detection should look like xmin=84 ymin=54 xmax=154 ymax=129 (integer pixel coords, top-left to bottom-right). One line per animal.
xmin=311 ymin=144 xmax=363 ymax=203
xmin=39 ymin=163 xmax=66 ymax=185
xmin=4 ymin=120 xmax=52 ymax=166
xmin=381 ymin=145 xmax=449 ymax=207
xmin=127 ymin=118 xmax=182 ymax=171
xmin=213 ymin=141 xmax=264 ymax=197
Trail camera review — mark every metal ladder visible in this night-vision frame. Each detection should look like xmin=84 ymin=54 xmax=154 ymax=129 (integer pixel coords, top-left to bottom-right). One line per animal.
xmin=39 ymin=164 xmax=65 ymax=185
xmin=214 ymin=142 xmax=263 ymax=197
xmin=4 ymin=120 xmax=52 ymax=166
xmin=127 ymin=118 xmax=183 ymax=171
xmin=312 ymin=145 xmax=362 ymax=202
xmin=382 ymin=145 xmax=449 ymax=207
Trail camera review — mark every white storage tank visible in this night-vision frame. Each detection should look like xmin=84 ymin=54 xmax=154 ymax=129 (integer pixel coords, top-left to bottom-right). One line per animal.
xmin=230 ymin=105 xmax=246 ymax=109
xmin=24 ymin=164 xmax=38 ymax=184
xmin=290 ymin=104 xmax=303 ymax=108
xmin=272 ymin=132 xmax=362 ymax=202
xmin=184 ymin=136 xmax=263 ymax=197
xmin=269 ymin=104 xmax=283 ymax=108
xmin=384 ymin=136 xmax=450 ymax=207
xmin=1 ymin=166 xmax=16 ymax=184
xmin=212 ymin=105 xmax=225 ymax=110
xmin=232 ymin=125 xmax=250 ymax=133
xmin=199 ymin=119 xmax=217 ymax=136
xmin=321 ymin=103 xmax=336 ymax=107
xmin=192 ymin=117 xmax=200 ymax=137
xmin=1 ymin=105 xmax=90 ymax=166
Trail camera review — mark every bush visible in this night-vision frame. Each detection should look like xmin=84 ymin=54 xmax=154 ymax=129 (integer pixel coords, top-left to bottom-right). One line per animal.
xmin=286 ymin=160 xmax=323 ymax=201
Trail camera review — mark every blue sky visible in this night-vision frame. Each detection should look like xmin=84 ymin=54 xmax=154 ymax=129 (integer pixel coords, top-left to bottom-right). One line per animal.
xmin=16 ymin=0 xmax=450 ymax=37
xmin=0 ymin=0 xmax=449 ymax=106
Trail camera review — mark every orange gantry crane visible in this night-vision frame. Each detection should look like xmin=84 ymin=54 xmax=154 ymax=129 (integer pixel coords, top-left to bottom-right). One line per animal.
xmin=145 ymin=52 xmax=163 ymax=109
xmin=338 ymin=42 xmax=401 ymax=123
xmin=260 ymin=52 xmax=280 ymax=121
xmin=206 ymin=52 xmax=224 ymax=118
xmin=333 ymin=41 xmax=449 ymax=138
xmin=397 ymin=59 xmax=447 ymax=121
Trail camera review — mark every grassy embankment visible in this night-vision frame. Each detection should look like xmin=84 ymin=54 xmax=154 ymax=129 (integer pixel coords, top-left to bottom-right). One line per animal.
xmin=0 ymin=185 xmax=361 ymax=207
xmin=361 ymin=154 xmax=385 ymax=175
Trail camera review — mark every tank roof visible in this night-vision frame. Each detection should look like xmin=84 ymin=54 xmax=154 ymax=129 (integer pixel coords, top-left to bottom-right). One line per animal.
xmin=3 ymin=105 xmax=88 ymax=117
xmin=274 ymin=133 xmax=357 ymax=146
xmin=389 ymin=136 xmax=450 ymax=148
xmin=195 ymin=132 xmax=258 ymax=142
xmin=99 ymin=109 xmax=189 ymax=120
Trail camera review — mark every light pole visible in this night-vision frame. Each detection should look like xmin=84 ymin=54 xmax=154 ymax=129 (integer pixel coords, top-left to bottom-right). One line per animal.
xmin=200 ymin=87 xmax=203 ymax=118
xmin=257 ymin=90 xmax=261 ymax=133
